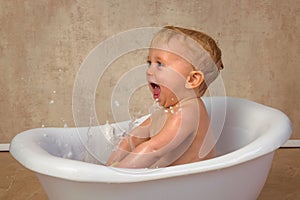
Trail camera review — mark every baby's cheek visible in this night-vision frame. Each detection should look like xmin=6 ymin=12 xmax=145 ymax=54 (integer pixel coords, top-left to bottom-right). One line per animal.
xmin=159 ymin=74 xmax=185 ymax=90
xmin=157 ymin=68 xmax=188 ymax=96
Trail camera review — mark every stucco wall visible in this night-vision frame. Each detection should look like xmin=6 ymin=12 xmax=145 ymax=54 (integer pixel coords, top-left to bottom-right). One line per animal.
xmin=0 ymin=0 xmax=299 ymax=142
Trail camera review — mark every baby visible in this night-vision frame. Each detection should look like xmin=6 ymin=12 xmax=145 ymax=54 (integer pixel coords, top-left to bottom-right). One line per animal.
xmin=106 ymin=26 xmax=224 ymax=168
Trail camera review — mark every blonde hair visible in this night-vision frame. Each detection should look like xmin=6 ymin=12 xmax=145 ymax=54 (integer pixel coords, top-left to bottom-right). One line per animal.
xmin=151 ymin=26 xmax=224 ymax=95
xmin=164 ymin=26 xmax=223 ymax=70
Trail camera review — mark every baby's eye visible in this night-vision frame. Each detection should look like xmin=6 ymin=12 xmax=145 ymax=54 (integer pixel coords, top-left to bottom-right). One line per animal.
xmin=146 ymin=60 xmax=165 ymax=68
xmin=146 ymin=60 xmax=151 ymax=67
xmin=156 ymin=61 xmax=164 ymax=67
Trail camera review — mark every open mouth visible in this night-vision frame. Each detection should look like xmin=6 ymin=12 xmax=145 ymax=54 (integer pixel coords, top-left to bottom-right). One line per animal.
xmin=150 ymin=82 xmax=161 ymax=99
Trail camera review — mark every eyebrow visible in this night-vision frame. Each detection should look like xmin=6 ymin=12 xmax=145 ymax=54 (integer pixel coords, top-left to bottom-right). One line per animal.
xmin=147 ymin=55 xmax=164 ymax=62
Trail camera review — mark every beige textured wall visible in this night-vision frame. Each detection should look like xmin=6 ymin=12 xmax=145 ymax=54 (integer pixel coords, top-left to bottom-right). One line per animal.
xmin=0 ymin=0 xmax=299 ymax=143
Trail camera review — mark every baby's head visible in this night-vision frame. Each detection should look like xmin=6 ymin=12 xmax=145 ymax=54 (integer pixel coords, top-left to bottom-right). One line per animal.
xmin=149 ymin=26 xmax=223 ymax=96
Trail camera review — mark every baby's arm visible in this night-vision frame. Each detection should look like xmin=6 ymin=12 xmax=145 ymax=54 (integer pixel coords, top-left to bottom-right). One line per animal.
xmin=114 ymin=108 xmax=198 ymax=168
xmin=106 ymin=118 xmax=151 ymax=166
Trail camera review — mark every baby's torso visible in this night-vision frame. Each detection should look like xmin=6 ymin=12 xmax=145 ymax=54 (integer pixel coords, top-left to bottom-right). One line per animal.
xmin=148 ymin=99 xmax=216 ymax=167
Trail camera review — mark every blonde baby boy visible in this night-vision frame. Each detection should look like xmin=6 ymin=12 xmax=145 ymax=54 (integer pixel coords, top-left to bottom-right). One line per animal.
xmin=107 ymin=26 xmax=223 ymax=168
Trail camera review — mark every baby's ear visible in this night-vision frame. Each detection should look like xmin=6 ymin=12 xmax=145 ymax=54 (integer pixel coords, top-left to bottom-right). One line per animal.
xmin=185 ymin=71 xmax=204 ymax=89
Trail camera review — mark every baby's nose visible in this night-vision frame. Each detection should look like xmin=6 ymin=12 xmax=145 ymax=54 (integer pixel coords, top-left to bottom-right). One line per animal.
xmin=146 ymin=65 xmax=154 ymax=75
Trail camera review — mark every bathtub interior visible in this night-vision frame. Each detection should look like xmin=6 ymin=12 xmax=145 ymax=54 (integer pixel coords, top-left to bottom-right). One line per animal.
xmin=38 ymin=122 xmax=132 ymax=164
xmin=37 ymin=96 xmax=291 ymax=166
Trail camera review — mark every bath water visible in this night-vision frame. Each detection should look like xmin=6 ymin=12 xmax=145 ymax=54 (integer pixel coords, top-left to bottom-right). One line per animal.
xmin=78 ymin=100 xmax=161 ymax=165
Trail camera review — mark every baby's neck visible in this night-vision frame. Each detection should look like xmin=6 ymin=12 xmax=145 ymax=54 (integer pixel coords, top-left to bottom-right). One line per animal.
xmin=163 ymin=96 xmax=200 ymax=113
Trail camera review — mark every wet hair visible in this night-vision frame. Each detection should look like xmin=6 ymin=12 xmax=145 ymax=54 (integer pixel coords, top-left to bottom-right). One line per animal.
xmin=164 ymin=26 xmax=223 ymax=70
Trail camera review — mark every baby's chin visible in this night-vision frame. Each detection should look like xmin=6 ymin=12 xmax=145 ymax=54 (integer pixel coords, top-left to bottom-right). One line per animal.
xmin=156 ymin=96 xmax=179 ymax=108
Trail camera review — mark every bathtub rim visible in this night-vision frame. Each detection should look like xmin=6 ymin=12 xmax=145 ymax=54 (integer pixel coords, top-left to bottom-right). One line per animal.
xmin=9 ymin=97 xmax=292 ymax=183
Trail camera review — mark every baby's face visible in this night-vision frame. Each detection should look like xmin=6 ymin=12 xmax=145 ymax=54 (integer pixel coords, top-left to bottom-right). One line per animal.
xmin=146 ymin=49 xmax=194 ymax=108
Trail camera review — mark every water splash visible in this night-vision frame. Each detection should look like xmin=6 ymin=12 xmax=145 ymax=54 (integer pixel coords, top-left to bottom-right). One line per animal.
xmin=149 ymin=100 xmax=161 ymax=114
xmin=104 ymin=121 xmax=114 ymax=137
xmin=82 ymin=116 xmax=95 ymax=163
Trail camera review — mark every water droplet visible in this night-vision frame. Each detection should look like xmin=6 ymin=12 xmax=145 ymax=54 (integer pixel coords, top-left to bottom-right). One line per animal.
xmin=67 ymin=151 xmax=73 ymax=158
xmin=114 ymin=100 xmax=120 ymax=107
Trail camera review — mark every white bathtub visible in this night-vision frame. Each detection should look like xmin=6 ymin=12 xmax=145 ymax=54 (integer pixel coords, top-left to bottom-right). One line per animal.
xmin=10 ymin=97 xmax=292 ymax=200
